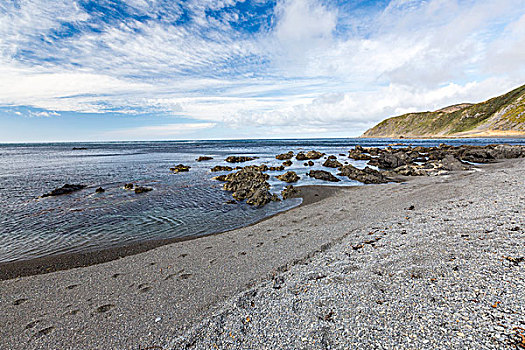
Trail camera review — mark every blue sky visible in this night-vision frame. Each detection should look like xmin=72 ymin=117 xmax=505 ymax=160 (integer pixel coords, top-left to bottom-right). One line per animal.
xmin=1 ymin=0 xmax=524 ymax=142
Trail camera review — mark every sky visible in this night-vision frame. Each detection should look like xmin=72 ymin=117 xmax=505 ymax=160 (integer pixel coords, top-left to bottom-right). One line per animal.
xmin=1 ymin=0 xmax=524 ymax=142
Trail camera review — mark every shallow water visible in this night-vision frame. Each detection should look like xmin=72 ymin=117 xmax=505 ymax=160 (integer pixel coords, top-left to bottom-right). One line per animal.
xmin=0 ymin=138 xmax=523 ymax=263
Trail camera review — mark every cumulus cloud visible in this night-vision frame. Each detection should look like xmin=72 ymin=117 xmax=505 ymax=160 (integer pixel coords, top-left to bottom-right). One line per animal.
xmin=0 ymin=0 xmax=524 ymax=139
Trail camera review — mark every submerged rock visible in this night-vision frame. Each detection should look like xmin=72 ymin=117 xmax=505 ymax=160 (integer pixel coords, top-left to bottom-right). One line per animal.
xmin=95 ymin=187 xmax=105 ymax=193
xmin=170 ymin=164 xmax=191 ymax=173
xmin=134 ymin=186 xmax=153 ymax=194
xmin=196 ymin=156 xmax=214 ymax=162
xmin=276 ymin=151 xmax=294 ymax=160
xmin=307 ymin=170 xmax=340 ymax=182
xmin=338 ymin=165 xmax=388 ymax=184
xmin=276 ymin=171 xmax=300 ymax=183
xmin=225 ymin=156 xmax=257 ymax=163
xmin=41 ymin=184 xmax=86 ymax=198
xmin=124 ymin=183 xmax=134 ymax=190
xmin=211 ymin=165 xmax=233 ymax=172
xmin=281 ymin=185 xmax=298 ymax=200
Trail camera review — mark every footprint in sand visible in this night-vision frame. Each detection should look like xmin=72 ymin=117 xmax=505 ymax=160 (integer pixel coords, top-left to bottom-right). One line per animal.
xmin=65 ymin=284 xmax=78 ymax=290
xmin=13 ymin=298 xmax=28 ymax=306
xmin=179 ymin=253 xmax=188 ymax=258
xmin=178 ymin=273 xmax=192 ymax=280
xmin=25 ymin=320 xmax=40 ymax=330
xmin=138 ymin=284 xmax=152 ymax=293
xmin=35 ymin=326 xmax=54 ymax=338
xmin=112 ymin=273 xmax=121 ymax=278
xmin=96 ymin=304 xmax=115 ymax=313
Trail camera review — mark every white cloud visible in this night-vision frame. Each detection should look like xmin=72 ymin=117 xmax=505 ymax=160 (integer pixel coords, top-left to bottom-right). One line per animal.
xmin=105 ymin=122 xmax=217 ymax=139
xmin=0 ymin=0 xmax=525 ymax=138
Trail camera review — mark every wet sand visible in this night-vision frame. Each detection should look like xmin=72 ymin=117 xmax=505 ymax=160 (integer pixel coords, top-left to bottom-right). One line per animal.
xmin=0 ymin=159 xmax=523 ymax=349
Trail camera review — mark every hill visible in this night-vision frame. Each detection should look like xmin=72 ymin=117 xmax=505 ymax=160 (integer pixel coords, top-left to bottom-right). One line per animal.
xmin=361 ymin=84 xmax=525 ymax=138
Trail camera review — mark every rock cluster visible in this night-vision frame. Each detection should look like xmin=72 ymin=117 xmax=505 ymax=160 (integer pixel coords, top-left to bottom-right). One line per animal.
xmin=225 ymin=156 xmax=258 ymax=163
xmin=124 ymin=183 xmax=134 ymax=190
xmin=296 ymin=150 xmax=325 ymax=161
xmin=196 ymin=156 xmax=214 ymax=162
xmin=282 ymin=160 xmax=293 ymax=167
xmin=338 ymin=165 xmax=388 ymax=184
xmin=170 ymin=164 xmax=190 ymax=173
xmin=41 ymin=184 xmax=86 ymax=198
xmin=276 ymin=171 xmax=300 ymax=183
xmin=276 ymin=151 xmax=294 ymax=160
xmin=221 ymin=166 xmax=280 ymax=206
xmin=323 ymin=156 xmax=343 ymax=168
xmin=134 ymin=186 xmax=152 ymax=194
xmin=211 ymin=165 xmax=233 ymax=172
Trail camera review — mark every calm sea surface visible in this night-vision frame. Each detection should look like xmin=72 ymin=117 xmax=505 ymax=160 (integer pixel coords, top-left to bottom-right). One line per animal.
xmin=1 ymin=138 xmax=524 ymax=263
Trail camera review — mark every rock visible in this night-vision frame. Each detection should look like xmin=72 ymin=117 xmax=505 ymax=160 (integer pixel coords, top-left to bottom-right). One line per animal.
xmin=225 ymin=200 xmax=237 ymax=204
xmin=392 ymin=164 xmax=429 ymax=176
xmin=281 ymin=185 xmax=298 ymax=200
xmin=276 ymin=171 xmax=300 ymax=183
xmin=134 ymin=186 xmax=153 ymax=194
xmin=307 ymin=170 xmax=340 ymax=182
xmin=72 ymin=147 xmax=88 ymax=150
xmin=170 ymin=164 xmax=190 ymax=173
xmin=338 ymin=165 xmax=388 ymax=184
xmin=124 ymin=183 xmax=134 ymax=190
xmin=221 ymin=166 xmax=278 ymax=207
xmin=213 ymin=174 xmax=228 ymax=181
xmin=348 ymin=149 xmax=372 ymax=160
xmin=211 ymin=165 xmax=233 ymax=172
xmin=377 ymin=151 xmax=409 ymax=169
xmin=41 ymin=184 xmax=86 ymax=198
xmin=306 ymin=150 xmax=325 ymax=159
xmin=282 ymin=160 xmax=293 ymax=167
xmin=296 ymin=152 xmax=307 ymax=161
xmin=308 ymin=160 xmax=314 ymax=166
xmin=276 ymin=151 xmax=294 ymax=160
xmin=322 ymin=158 xmax=343 ymax=168
xmin=225 ymin=156 xmax=257 ymax=163
xmin=196 ymin=156 xmax=213 ymax=162
xmin=95 ymin=187 xmax=105 ymax=193
xmin=438 ymin=154 xmax=470 ymax=171
xmin=269 ymin=165 xmax=285 ymax=171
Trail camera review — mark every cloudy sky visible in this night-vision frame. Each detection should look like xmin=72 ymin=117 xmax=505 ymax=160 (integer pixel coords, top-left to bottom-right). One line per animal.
xmin=1 ymin=0 xmax=524 ymax=142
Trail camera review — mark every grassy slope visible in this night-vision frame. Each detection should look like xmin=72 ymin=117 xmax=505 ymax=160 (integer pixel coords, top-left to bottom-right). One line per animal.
xmin=362 ymin=84 xmax=525 ymax=137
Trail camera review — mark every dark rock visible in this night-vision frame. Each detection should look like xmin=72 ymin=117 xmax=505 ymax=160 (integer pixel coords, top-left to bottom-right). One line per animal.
xmin=225 ymin=200 xmax=237 ymax=204
xmin=222 ymin=166 xmax=278 ymax=207
xmin=306 ymin=150 xmax=325 ymax=159
xmin=196 ymin=156 xmax=213 ymax=162
xmin=281 ymin=185 xmax=298 ymax=200
xmin=170 ymin=164 xmax=190 ymax=173
xmin=225 ymin=156 xmax=258 ymax=163
xmin=282 ymin=160 xmax=293 ymax=167
xmin=134 ymin=186 xmax=152 ymax=194
xmin=338 ymin=165 xmax=388 ymax=184
xmin=348 ymin=150 xmax=372 ymax=160
xmin=377 ymin=151 xmax=409 ymax=169
xmin=296 ymin=152 xmax=307 ymax=161
xmin=95 ymin=187 xmax=105 ymax=193
xmin=276 ymin=171 xmax=300 ymax=183
xmin=124 ymin=183 xmax=134 ymax=190
xmin=308 ymin=160 xmax=314 ymax=166
xmin=438 ymin=154 xmax=470 ymax=171
xmin=323 ymin=158 xmax=343 ymax=168
xmin=72 ymin=147 xmax=88 ymax=150
xmin=269 ymin=165 xmax=285 ymax=171
xmin=41 ymin=184 xmax=86 ymax=198
xmin=211 ymin=165 xmax=233 ymax=172
xmin=213 ymin=174 xmax=228 ymax=181
xmin=276 ymin=151 xmax=294 ymax=160
xmin=307 ymin=170 xmax=340 ymax=182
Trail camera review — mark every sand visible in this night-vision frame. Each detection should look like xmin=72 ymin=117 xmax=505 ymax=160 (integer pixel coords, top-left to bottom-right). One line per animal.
xmin=1 ymin=159 xmax=524 ymax=349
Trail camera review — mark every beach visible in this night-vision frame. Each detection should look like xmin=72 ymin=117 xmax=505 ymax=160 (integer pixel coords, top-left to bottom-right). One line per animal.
xmin=1 ymin=157 xmax=523 ymax=349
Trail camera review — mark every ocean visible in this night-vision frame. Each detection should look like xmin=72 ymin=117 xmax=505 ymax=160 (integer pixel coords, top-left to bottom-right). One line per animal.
xmin=1 ymin=138 xmax=524 ymax=263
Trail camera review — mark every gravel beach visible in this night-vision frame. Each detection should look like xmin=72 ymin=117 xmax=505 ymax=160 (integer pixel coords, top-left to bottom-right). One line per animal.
xmin=1 ymin=158 xmax=524 ymax=349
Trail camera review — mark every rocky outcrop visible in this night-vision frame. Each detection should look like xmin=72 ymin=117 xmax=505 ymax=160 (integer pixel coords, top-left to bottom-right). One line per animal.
xmin=338 ymin=165 xmax=388 ymax=184
xmin=281 ymin=185 xmax=298 ymax=200
xmin=296 ymin=150 xmax=325 ymax=161
xmin=222 ymin=166 xmax=279 ymax=207
xmin=170 ymin=164 xmax=191 ymax=173
xmin=134 ymin=186 xmax=153 ymax=194
xmin=225 ymin=156 xmax=258 ymax=163
xmin=269 ymin=165 xmax=285 ymax=171
xmin=307 ymin=170 xmax=340 ymax=182
xmin=282 ymin=160 xmax=293 ymax=167
xmin=211 ymin=165 xmax=233 ymax=172
xmin=196 ymin=156 xmax=214 ymax=162
xmin=41 ymin=184 xmax=86 ymax=198
xmin=276 ymin=171 xmax=300 ymax=183
xmin=323 ymin=157 xmax=343 ymax=168
xmin=276 ymin=151 xmax=294 ymax=160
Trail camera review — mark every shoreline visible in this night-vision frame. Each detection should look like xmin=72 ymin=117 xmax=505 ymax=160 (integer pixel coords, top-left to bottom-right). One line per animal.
xmin=1 ymin=158 xmax=523 ymax=349
xmin=0 ymin=185 xmax=341 ymax=281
